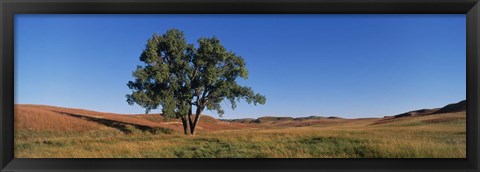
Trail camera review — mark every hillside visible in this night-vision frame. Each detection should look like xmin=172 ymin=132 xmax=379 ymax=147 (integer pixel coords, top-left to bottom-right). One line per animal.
xmin=15 ymin=100 xmax=467 ymax=134
xmin=435 ymin=100 xmax=466 ymax=114
xmin=14 ymin=101 xmax=466 ymax=158
xmin=15 ymin=105 xmax=257 ymax=134
xmin=380 ymin=100 xmax=466 ymax=119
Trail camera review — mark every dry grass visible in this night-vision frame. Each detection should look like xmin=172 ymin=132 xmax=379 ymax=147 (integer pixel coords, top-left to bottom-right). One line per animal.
xmin=15 ymin=105 xmax=104 ymax=133
xmin=14 ymin=105 xmax=466 ymax=158
xmin=16 ymin=105 xmax=255 ymax=133
xmin=21 ymin=105 xmax=184 ymax=130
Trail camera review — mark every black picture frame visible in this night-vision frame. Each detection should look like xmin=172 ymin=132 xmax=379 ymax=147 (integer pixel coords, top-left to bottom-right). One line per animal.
xmin=1 ymin=0 xmax=479 ymax=171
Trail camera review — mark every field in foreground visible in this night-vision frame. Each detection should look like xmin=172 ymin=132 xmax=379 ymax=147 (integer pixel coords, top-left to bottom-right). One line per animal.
xmin=14 ymin=103 xmax=466 ymax=158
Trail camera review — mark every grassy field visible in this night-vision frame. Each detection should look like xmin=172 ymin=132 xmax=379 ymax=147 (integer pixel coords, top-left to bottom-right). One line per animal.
xmin=14 ymin=105 xmax=466 ymax=158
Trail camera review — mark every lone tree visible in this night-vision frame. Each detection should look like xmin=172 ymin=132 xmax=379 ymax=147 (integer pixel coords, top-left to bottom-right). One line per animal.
xmin=126 ymin=29 xmax=266 ymax=135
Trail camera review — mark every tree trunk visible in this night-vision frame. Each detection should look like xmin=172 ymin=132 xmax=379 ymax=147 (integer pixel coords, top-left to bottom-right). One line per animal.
xmin=190 ymin=107 xmax=204 ymax=135
xmin=187 ymin=107 xmax=193 ymax=129
xmin=180 ymin=116 xmax=190 ymax=135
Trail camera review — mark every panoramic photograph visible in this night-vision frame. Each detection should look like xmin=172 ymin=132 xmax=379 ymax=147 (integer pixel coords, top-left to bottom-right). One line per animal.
xmin=14 ymin=14 xmax=466 ymax=158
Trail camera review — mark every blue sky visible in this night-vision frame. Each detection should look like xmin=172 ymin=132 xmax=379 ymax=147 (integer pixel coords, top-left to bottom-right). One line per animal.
xmin=15 ymin=14 xmax=466 ymax=119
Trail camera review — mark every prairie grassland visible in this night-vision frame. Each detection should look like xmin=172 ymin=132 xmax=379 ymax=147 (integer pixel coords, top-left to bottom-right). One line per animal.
xmin=14 ymin=105 xmax=465 ymax=158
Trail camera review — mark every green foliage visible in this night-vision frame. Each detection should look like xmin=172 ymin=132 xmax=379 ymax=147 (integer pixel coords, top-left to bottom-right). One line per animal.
xmin=126 ymin=29 xmax=266 ymax=121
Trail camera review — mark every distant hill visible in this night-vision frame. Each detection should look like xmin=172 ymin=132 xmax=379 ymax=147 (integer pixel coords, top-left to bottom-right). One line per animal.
xmin=222 ymin=115 xmax=344 ymax=124
xmin=224 ymin=100 xmax=467 ymax=124
xmin=388 ymin=108 xmax=440 ymax=118
xmin=435 ymin=100 xmax=466 ymax=114
xmin=221 ymin=118 xmax=256 ymax=123
xmin=383 ymin=100 xmax=466 ymax=119
xmin=253 ymin=116 xmax=294 ymax=123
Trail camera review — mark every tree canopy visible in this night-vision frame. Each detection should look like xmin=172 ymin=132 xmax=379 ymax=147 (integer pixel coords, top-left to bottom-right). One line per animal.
xmin=126 ymin=29 xmax=266 ymax=135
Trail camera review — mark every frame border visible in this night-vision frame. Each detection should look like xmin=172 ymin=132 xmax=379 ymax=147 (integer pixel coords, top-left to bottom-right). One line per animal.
xmin=1 ymin=0 xmax=479 ymax=171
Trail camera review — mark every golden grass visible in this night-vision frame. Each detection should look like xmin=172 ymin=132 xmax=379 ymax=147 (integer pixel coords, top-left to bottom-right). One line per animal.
xmin=15 ymin=105 xmax=104 ymax=133
xmin=16 ymin=105 xmax=252 ymax=133
xmin=14 ymin=105 xmax=466 ymax=158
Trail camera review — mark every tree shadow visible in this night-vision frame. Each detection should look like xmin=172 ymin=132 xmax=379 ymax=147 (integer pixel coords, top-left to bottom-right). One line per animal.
xmin=53 ymin=111 xmax=172 ymax=134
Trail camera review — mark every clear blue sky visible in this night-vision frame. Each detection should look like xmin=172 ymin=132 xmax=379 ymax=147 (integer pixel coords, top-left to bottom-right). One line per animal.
xmin=15 ymin=14 xmax=466 ymax=119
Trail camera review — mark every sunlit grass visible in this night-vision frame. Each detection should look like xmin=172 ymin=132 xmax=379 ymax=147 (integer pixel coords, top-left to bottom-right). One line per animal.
xmin=15 ymin=112 xmax=466 ymax=158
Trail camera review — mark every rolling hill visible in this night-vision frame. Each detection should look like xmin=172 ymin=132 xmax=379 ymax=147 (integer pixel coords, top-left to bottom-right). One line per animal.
xmin=382 ymin=100 xmax=466 ymax=119
xmin=15 ymin=104 xmax=260 ymax=134
xmin=14 ymin=101 xmax=466 ymax=158
xmin=15 ymin=100 xmax=466 ymax=134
